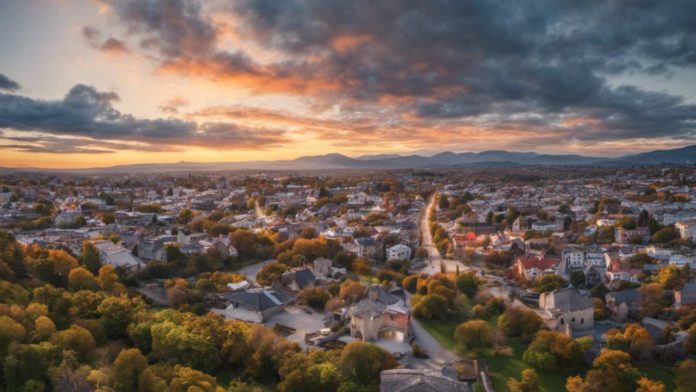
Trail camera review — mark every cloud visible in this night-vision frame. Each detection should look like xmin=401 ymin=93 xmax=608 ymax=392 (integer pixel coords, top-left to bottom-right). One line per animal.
xmin=82 ymin=26 xmax=132 ymax=55
xmin=0 ymin=73 xmax=20 ymax=91
xmin=159 ymin=96 xmax=189 ymax=113
xmin=94 ymin=0 xmax=696 ymax=148
xmin=0 ymin=85 xmax=290 ymax=152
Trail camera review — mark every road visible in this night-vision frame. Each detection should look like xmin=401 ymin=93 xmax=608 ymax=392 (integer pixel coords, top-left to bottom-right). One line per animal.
xmin=234 ymin=259 xmax=274 ymax=282
xmin=255 ymin=200 xmax=267 ymax=218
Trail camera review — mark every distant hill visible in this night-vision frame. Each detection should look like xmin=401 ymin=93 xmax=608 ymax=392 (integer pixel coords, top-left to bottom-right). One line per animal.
xmin=1 ymin=144 xmax=693 ymax=173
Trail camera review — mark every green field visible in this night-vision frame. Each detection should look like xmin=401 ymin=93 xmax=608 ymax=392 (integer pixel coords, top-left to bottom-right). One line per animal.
xmin=417 ymin=317 xmax=571 ymax=392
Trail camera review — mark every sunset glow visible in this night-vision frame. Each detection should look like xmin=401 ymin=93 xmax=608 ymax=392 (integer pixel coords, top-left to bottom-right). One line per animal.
xmin=1 ymin=0 xmax=695 ymax=168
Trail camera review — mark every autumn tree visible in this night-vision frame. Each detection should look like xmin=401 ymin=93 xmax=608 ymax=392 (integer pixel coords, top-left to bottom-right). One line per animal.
xmin=339 ymin=342 xmax=397 ymax=388
xmin=98 ymin=296 xmax=138 ymax=338
xmin=455 ymin=272 xmax=479 ymax=298
xmin=68 ymin=267 xmax=98 ymax=291
xmin=676 ymin=359 xmax=696 ymax=392
xmin=454 ymin=320 xmax=494 ymax=351
xmin=498 ymin=307 xmax=544 ymax=341
xmin=507 ymin=369 xmax=539 ymax=392
xmin=81 ymin=241 xmax=102 ymax=274
xmin=50 ymin=324 xmax=96 ymax=362
xmin=523 ymin=331 xmax=583 ymax=372
xmin=112 ymin=348 xmax=148 ymax=392
xmin=566 ymin=349 xmax=644 ymax=392
xmin=169 ymin=366 xmax=220 ymax=392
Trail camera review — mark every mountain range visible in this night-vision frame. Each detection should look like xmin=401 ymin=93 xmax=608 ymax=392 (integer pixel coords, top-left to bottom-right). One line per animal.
xmin=2 ymin=144 xmax=694 ymax=173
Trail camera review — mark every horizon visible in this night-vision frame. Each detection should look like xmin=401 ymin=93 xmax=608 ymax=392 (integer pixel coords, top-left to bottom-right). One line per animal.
xmin=1 ymin=0 xmax=696 ymax=168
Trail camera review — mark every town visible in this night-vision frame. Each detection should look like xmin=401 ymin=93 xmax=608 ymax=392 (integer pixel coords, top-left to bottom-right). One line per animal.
xmin=0 ymin=165 xmax=695 ymax=391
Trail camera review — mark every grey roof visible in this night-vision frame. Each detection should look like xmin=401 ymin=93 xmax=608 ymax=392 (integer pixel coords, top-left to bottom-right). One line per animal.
xmin=222 ymin=289 xmax=292 ymax=311
xmin=678 ymin=282 xmax=696 ymax=294
xmin=380 ymin=369 xmax=470 ymax=392
xmin=605 ymin=288 xmax=641 ymax=305
xmin=547 ymin=288 xmax=593 ymax=311
xmin=294 ymin=268 xmax=317 ymax=288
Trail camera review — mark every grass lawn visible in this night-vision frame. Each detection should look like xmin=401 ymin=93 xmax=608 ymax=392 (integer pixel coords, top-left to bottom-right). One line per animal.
xmin=416 ymin=317 xmax=460 ymax=348
xmin=415 ymin=316 xmax=572 ymax=392
xmin=638 ymin=362 xmax=676 ymax=392
xmin=481 ymin=337 xmax=571 ymax=392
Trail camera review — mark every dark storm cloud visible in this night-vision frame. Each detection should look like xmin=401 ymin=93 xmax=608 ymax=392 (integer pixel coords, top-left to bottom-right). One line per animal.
xmin=0 ymin=73 xmax=20 ymax=91
xmin=89 ymin=0 xmax=696 ymax=147
xmin=0 ymin=85 xmax=289 ymax=151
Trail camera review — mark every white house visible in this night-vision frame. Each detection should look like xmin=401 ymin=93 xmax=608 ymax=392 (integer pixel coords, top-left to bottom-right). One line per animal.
xmin=676 ymin=221 xmax=696 ymax=241
xmin=386 ymin=244 xmax=412 ymax=261
xmin=669 ymin=254 xmax=696 ymax=269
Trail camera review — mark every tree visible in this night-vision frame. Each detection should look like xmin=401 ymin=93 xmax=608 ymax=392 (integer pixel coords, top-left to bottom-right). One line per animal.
xmin=413 ymin=294 xmax=449 ymax=319
xmin=523 ymin=331 xmax=582 ymax=372
xmin=676 ymin=359 xmax=696 ymax=392
xmin=339 ymin=342 xmax=397 ymax=386
xmin=623 ymin=324 xmax=654 ymax=360
xmin=98 ymin=296 xmax=137 ymax=338
xmin=50 ymin=325 xmax=96 ymax=362
xmin=640 ymin=283 xmax=667 ymax=318
xmin=68 ymin=267 xmax=98 ymax=291
xmin=178 ymin=208 xmax=193 ymax=224
xmin=2 ymin=342 xmax=62 ymax=391
xmin=300 ymin=226 xmax=318 ymax=239
xmin=498 ymin=307 xmax=544 ymax=341
xmin=652 ymin=227 xmax=679 ymax=243
xmin=636 ymin=378 xmax=665 ymax=392
xmin=296 ymin=287 xmax=330 ymax=309
xmin=168 ymin=365 xmax=219 ymax=392
xmin=34 ymin=315 xmax=56 ymax=340
xmin=438 ymin=196 xmax=450 ymax=209
xmin=339 ymin=280 xmax=366 ymax=304
xmin=112 ymin=348 xmax=148 ymax=392
xmin=0 ymin=315 xmax=26 ymax=354
xmin=566 ymin=349 xmax=643 ymax=392
xmin=455 ymin=272 xmax=479 ymax=298
xmin=80 ymin=241 xmax=101 ymax=274
xmin=507 ymin=369 xmax=539 ymax=392
xmin=97 ymin=264 xmax=124 ymax=293
xmin=454 ymin=320 xmax=494 ymax=351
xmin=534 ymin=275 xmax=568 ymax=293
xmin=256 ymin=262 xmax=288 ymax=286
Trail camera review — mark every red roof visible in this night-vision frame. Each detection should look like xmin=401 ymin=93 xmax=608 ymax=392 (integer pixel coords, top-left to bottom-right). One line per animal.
xmin=516 ymin=255 xmax=558 ymax=270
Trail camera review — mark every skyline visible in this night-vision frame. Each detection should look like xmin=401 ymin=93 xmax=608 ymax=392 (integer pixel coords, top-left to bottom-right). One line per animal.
xmin=1 ymin=0 xmax=696 ymax=168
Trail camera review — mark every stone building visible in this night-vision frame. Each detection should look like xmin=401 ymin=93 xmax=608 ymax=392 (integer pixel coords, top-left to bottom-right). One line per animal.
xmin=349 ymin=285 xmax=410 ymax=342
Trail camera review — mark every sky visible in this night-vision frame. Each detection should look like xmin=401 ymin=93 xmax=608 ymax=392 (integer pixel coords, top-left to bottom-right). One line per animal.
xmin=0 ymin=0 xmax=695 ymax=168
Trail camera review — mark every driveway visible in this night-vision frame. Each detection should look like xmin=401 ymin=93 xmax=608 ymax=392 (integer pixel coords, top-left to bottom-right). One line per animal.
xmin=234 ymin=259 xmax=274 ymax=282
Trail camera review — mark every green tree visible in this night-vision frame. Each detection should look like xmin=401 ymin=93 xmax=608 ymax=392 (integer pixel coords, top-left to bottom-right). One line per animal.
xmin=68 ymin=267 xmax=98 ymax=291
xmin=50 ymin=324 xmax=96 ymax=362
xmin=112 ymin=348 xmax=148 ymax=392
xmin=413 ymin=294 xmax=449 ymax=319
xmin=507 ymin=368 xmax=539 ymax=392
xmin=98 ymin=296 xmax=137 ymax=338
xmin=2 ymin=342 xmax=61 ymax=391
xmin=0 ymin=315 xmax=26 ymax=354
xmin=498 ymin=307 xmax=544 ymax=341
xmin=454 ymin=320 xmax=494 ymax=351
xmin=339 ymin=342 xmax=397 ymax=387
xmin=534 ymin=275 xmax=568 ymax=293
xmin=652 ymin=227 xmax=679 ymax=243
xmin=523 ymin=331 xmax=582 ymax=372
xmin=80 ymin=241 xmax=102 ymax=274
xmin=455 ymin=272 xmax=479 ymax=298
xmin=676 ymin=359 xmax=696 ymax=392
xmin=169 ymin=366 xmax=219 ymax=392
